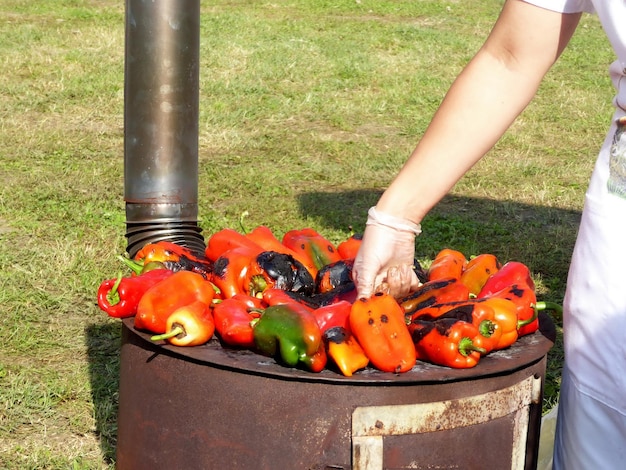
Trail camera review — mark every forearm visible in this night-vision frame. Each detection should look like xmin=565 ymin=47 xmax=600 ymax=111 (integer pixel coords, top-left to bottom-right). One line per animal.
xmin=377 ymin=0 xmax=581 ymax=224
xmin=378 ymin=53 xmax=542 ymax=221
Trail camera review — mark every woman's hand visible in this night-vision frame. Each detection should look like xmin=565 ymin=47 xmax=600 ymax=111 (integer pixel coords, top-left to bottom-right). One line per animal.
xmin=352 ymin=207 xmax=421 ymax=299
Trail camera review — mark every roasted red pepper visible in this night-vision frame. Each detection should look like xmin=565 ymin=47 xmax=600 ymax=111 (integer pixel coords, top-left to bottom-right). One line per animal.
xmin=398 ymin=278 xmax=470 ymax=315
xmin=459 ymin=253 xmax=501 ymax=296
xmin=134 ymin=270 xmax=215 ymax=334
xmin=212 ymin=295 xmax=263 ymax=348
xmin=411 ymin=318 xmax=485 ymax=368
xmin=150 ymin=300 xmax=215 ymax=347
xmin=478 ymin=261 xmax=535 ymax=297
xmin=97 ymin=269 xmax=173 ymax=319
xmin=282 ymin=228 xmax=342 ymax=277
xmin=350 ymin=292 xmax=416 ymax=373
xmin=336 ymin=231 xmax=362 ymax=260
xmin=262 ymin=287 xmax=316 ymax=311
xmin=428 ymin=249 xmax=468 ymax=282
xmin=324 ymin=327 xmax=369 ymax=377
xmin=205 ymin=228 xmax=263 ymax=262
xmin=133 ymin=240 xmax=213 ymax=279
xmin=262 ymin=283 xmax=357 ymax=311
xmin=312 ymin=300 xmax=352 ymax=334
xmin=252 ymin=302 xmax=326 ymax=372
xmin=211 ymin=246 xmax=258 ymax=298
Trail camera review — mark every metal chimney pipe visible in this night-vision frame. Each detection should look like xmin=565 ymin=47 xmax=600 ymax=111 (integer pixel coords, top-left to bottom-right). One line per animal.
xmin=124 ymin=0 xmax=205 ymax=257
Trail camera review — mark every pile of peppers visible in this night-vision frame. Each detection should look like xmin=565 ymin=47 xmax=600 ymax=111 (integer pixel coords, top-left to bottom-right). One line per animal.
xmin=97 ymin=229 xmax=562 ymax=375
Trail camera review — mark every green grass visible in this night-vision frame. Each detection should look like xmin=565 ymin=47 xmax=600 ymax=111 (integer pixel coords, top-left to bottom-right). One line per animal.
xmin=0 ymin=0 xmax=614 ymax=467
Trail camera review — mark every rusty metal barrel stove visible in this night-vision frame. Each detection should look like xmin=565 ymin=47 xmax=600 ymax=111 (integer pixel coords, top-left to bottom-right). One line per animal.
xmin=116 ymin=314 xmax=555 ymax=469
xmin=117 ymin=1 xmax=556 ymax=468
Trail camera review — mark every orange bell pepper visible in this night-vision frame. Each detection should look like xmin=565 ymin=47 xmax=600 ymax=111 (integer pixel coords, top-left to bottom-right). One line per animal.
xmin=479 ymin=297 xmax=520 ymax=350
xmin=336 ymin=231 xmax=362 ymax=260
xmin=282 ymin=228 xmax=342 ymax=277
xmin=428 ymin=248 xmax=468 ymax=282
xmin=459 ymin=253 xmax=501 ymax=296
xmin=134 ymin=270 xmax=215 ymax=334
xmin=150 ymin=300 xmax=215 ymax=347
xmin=324 ymin=327 xmax=369 ymax=377
xmin=350 ymin=292 xmax=416 ymax=373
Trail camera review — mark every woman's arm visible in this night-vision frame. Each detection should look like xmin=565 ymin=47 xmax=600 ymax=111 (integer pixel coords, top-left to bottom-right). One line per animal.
xmin=354 ymin=0 xmax=582 ymax=298
xmin=376 ymin=0 xmax=582 ymax=224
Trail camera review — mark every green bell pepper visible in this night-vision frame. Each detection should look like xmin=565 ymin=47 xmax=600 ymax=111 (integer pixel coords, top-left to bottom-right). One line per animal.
xmin=253 ymin=302 xmax=325 ymax=371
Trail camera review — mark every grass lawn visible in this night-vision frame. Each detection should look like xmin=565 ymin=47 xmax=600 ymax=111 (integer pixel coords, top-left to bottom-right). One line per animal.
xmin=0 ymin=0 xmax=615 ymax=468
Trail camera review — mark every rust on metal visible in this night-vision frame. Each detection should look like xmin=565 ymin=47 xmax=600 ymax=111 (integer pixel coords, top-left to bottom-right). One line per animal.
xmin=351 ymin=375 xmax=542 ymax=470
xmin=116 ymin=313 xmax=554 ymax=469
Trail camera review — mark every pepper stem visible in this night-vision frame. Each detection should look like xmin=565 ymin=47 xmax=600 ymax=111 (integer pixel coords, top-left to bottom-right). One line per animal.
xmin=151 ymin=325 xmax=185 ymax=342
xmin=458 ymin=337 xmax=487 ymax=356
xmin=518 ymin=301 xmax=563 ymax=328
xmin=106 ymin=273 xmax=123 ymax=306
xmin=478 ymin=319 xmax=496 ymax=338
xmin=536 ymin=301 xmax=563 ymax=316
xmin=117 ymin=254 xmax=144 ymax=275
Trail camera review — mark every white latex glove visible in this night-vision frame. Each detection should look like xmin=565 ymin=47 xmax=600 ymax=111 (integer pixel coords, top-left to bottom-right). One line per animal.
xmin=352 ymin=206 xmax=422 ymax=299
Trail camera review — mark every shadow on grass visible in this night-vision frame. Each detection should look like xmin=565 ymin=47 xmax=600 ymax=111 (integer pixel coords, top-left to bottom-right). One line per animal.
xmin=297 ymin=190 xmax=581 ymax=300
xmin=86 ymin=321 xmax=122 ymax=466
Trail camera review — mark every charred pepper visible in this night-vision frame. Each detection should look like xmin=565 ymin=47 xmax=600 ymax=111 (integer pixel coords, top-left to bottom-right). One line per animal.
xmin=478 ymin=261 xmax=535 ymax=297
xmin=411 ymin=318 xmax=485 ymax=368
xmin=245 ymin=225 xmax=316 ymax=275
xmin=133 ymin=240 xmax=213 ymax=279
xmin=398 ymin=278 xmax=470 ymax=315
xmin=315 ymin=259 xmax=354 ymax=294
xmin=244 ymin=250 xmax=315 ymax=297
xmin=211 ymin=246 xmax=258 ymax=298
